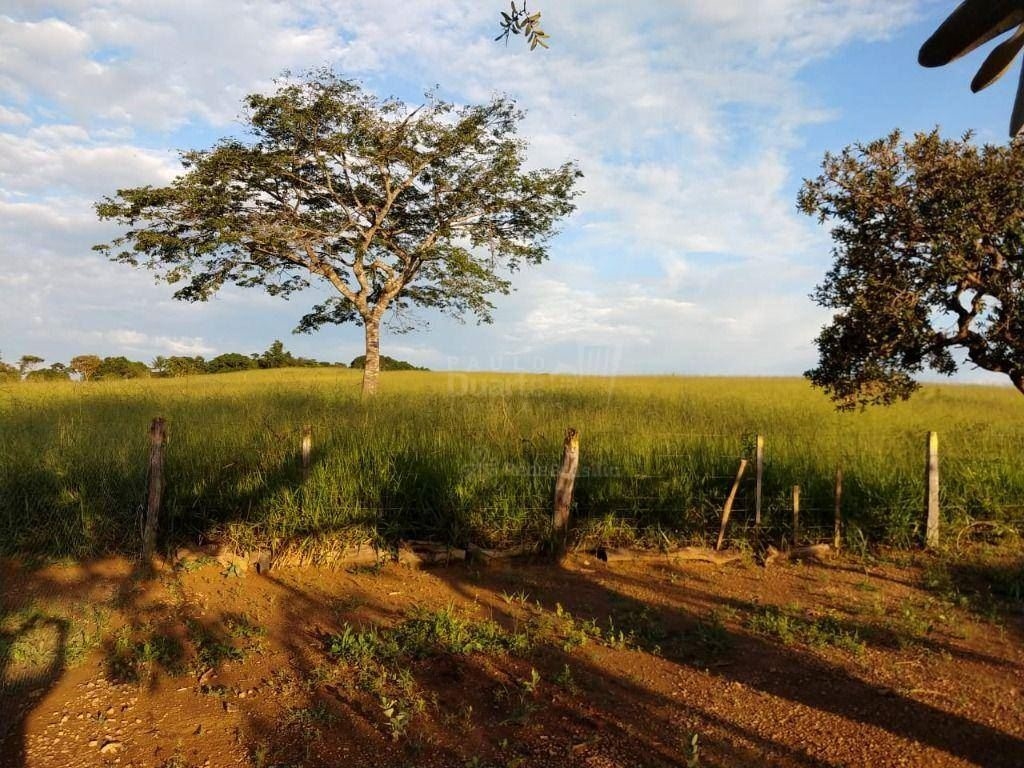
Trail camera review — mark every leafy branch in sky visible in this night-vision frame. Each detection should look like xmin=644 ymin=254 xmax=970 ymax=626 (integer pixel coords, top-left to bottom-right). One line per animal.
xmin=496 ymin=2 xmax=549 ymax=50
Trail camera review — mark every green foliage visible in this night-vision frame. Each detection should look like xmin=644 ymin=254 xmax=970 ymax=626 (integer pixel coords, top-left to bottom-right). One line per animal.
xmin=378 ymin=695 xmax=410 ymax=741
xmin=349 ymin=354 xmax=427 ymax=371
xmin=746 ymin=605 xmax=864 ymax=654
xmin=187 ymin=619 xmax=246 ymax=668
xmin=106 ymin=626 xmax=185 ymax=682
xmin=800 ymin=129 xmax=1024 ymax=408
xmin=25 ymin=364 xmax=71 ymax=382
xmin=205 ymin=353 xmax=257 ymax=374
xmin=152 ymin=342 xmax=328 ymax=376
xmin=328 ymin=606 xmax=524 ymax=665
xmin=94 ymin=356 xmax=150 ymax=380
xmin=153 ymin=355 xmax=207 ymax=377
xmin=0 ymin=358 xmax=17 ymax=383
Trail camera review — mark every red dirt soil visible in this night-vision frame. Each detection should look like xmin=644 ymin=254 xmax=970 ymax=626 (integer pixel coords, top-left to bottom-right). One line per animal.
xmin=1 ymin=548 xmax=1022 ymax=768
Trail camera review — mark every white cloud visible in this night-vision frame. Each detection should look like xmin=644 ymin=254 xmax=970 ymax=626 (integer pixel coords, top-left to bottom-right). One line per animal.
xmin=0 ymin=126 xmax=177 ymax=198
xmin=86 ymin=329 xmax=215 ymax=356
xmin=0 ymin=104 xmax=30 ymax=126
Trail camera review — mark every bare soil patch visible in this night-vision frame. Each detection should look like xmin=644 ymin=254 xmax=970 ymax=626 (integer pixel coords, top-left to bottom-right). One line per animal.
xmin=2 ymin=546 xmax=1022 ymax=768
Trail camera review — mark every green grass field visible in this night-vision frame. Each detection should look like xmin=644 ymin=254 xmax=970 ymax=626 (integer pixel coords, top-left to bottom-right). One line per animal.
xmin=1 ymin=369 xmax=1022 ymax=557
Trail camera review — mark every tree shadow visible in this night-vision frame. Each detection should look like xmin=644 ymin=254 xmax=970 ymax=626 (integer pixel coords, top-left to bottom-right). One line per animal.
xmin=425 ymin=558 xmax=1024 ymax=767
xmin=0 ymin=613 xmax=68 ymax=768
xmin=224 ymin=551 xmax=1024 ymax=767
xmin=0 ymin=558 xmax=138 ymax=768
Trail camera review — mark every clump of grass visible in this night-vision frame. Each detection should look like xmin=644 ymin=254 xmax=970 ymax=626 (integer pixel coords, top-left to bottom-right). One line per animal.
xmin=746 ymin=606 xmax=864 ymax=654
xmin=690 ymin=610 xmax=732 ymax=656
xmin=327 ymin=605 xmax=527 ymax=665
xmin=1 ymin=604 xmax=109 ymax=676
xmin=285 ymin=701 xmax=336 ymax=727
xmin=106 ymin=625 xmax=185 ymax=682
xmin=187 ymin=619 xmax=245 ymax=669
xmin=224 ymin=613 xmax=267 ymax=642
xmin=524 ymin=602 xmax=602 ymax=652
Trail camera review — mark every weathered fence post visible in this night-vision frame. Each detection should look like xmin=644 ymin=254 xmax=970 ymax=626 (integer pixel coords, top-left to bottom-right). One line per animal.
xmin=925 ymin=431 xmax=940 ymax=548
xmin=791 ymin=485 xmax=801 ymax=545
xmin=754 ymin=435 xmax=764 ymax=526
xmin=833 ymin=467 xmax=843 ymax=550
xmin=143 ymin=417 xmax=166 ymax=560
xmin=301 ymin=424 xmax=313 ymax=480
xmin=552 ymin=428 xmax=580 ymax=553
xmin=716 ymin=458 xmax=748 ymax=551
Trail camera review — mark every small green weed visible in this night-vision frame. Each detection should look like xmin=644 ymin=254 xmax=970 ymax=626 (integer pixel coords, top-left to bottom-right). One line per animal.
xmin=747 ymin=606 xmax=864 ymax=654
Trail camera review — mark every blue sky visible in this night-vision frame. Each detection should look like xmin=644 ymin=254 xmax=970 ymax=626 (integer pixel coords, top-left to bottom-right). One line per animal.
xmin=0 ymin=1 xmax=1015 ymax=381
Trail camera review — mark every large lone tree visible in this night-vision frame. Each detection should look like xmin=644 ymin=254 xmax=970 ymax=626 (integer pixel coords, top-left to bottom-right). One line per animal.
xmin=799 ymin=129 xmax=1024 ymax=408
xmin=96 ymin=70 xmax=580 ymax=394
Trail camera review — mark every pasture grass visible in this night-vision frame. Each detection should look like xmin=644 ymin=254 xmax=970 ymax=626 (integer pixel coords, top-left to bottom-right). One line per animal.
xmin=1 ymin=369 xmax=1023 ymax=557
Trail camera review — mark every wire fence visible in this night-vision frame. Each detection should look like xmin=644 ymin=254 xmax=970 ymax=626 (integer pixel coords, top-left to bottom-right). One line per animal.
xmin=2 ymin=413 xmax=1024 ymax=556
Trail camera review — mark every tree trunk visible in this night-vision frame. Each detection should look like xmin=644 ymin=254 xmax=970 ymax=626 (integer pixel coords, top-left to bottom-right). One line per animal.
xmin=361 ymin=318 xmax=382 ymax=396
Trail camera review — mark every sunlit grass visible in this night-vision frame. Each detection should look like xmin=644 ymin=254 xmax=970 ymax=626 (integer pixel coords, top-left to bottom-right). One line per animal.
xmin=1 ymin=369 xmax=1022 ymax=556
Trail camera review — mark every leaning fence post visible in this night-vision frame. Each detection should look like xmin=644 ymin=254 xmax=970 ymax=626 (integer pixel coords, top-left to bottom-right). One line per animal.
xmin=143 ymin=417 xmax=166 ymax=560
xmin=301 ymin=424 xmax=313 ymax=480
xmin=833 ymin=467 xmax=843 ymax=550
xmin=791 ymin=485 xmax=801 ymax=546
xmin=716 ymin=458 xmax=748 ymax=551
xmin=754 ymin=435 xmax=764 ymax=526
xmin=552 ymin=428 xmax=580 ymax=553
xmin=925 ymin=431 xmax=940 ymax=548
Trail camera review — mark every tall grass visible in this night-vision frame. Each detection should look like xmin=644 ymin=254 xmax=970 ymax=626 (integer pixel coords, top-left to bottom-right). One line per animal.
xmin=1 ymin=369 xmax=1022 ymax=557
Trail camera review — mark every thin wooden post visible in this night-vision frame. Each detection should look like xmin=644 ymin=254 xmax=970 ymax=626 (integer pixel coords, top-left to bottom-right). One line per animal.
xmin=300 ymin=424 xmax=313 ymax=480
xmin=833 ymin=467 xmax=843 ymax=550
xmin=716 ymin=458 xmax=749 ymax=551
xmin=552 ymin=428 xmax=580 ymax=552
xmin=791 ymin=485 xmax=801 ymax=545
xmin=143 ymin=417 xmax=166 ymax=560
xmin=925 ymin=431 xmax=940 ymax=548
xmin=754 ymin=435 xmax=764 ymax=526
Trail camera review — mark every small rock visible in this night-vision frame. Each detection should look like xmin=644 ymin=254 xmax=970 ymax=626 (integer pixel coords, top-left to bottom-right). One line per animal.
xmin=88 ymin=740 xmax=98 ymax=748
xmin=100 ymin=741 xmax=122 ymax=754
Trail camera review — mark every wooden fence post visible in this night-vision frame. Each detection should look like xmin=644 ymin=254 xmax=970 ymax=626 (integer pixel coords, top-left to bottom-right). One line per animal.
xmin=716 ymin=458 xmax=748 ymax=551
xmin=925 ymin=431 xmax=940 ymax=548
xmin=301 ymin=424 xmax=313 ymax=480
xmin=754 ymin=435 xmax=764 ymax=526
xmin=791 ymin=485 xmax=801 ymax=545
xmin=143 ymin=417 xmax=166 ymax=560
xmin=833 ymin=467 xmax=843 ymax=550
xmin=552 ymin=428 xmax=580 ymax=552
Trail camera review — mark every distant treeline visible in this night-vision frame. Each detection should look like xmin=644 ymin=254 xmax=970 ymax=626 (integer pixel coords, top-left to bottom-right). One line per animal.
xmin=0 ymin=341 xmax=427 ymax=382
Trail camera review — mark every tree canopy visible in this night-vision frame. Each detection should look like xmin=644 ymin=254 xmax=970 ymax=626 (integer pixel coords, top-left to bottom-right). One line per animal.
xmin=70 ymin=355 xmax=102 ymax=381
xmin=799 ymin=129 xmax=1024 ymax=408
xmin=349 ymin=354 xmax=427 ymax=371
xmin=94 ymin=356 xmax=151 ymax=380
xmin=95 ymin=69 xmax=580 ymax=394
